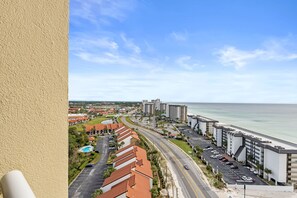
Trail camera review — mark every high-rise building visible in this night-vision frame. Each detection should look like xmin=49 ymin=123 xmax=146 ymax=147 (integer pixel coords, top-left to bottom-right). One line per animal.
xmin=167 ymin=104 xmax=187 ymax=123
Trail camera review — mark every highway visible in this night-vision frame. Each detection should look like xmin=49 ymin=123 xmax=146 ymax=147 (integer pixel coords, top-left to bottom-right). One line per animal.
xmin=121 ymin=117 xmax=218 ymax=198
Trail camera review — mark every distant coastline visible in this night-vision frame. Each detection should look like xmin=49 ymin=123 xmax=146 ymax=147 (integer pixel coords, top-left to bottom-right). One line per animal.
xmin=176 ymin=102 xmax=297 ymax=144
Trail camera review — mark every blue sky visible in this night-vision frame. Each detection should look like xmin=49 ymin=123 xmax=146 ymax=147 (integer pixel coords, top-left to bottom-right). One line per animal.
xmin=69 ymin=0 xmax=297 ymax=103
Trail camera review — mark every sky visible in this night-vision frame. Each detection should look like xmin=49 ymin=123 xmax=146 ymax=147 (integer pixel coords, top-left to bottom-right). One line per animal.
xmin=69 ymin=0 xmax=297 ymax=103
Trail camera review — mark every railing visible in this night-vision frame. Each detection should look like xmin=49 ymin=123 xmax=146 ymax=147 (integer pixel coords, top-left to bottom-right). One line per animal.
xmin=0 ymin=170 xmax=36 ymax=198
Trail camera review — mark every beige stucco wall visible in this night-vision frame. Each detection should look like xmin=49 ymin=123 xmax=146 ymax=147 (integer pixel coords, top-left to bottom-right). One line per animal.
xmin=0 ymin=0 xmax=68 ymax=197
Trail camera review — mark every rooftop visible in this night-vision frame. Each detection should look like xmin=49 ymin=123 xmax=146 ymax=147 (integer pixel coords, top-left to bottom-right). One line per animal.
xmin=223 ymin=124 xmax=297 ymax=150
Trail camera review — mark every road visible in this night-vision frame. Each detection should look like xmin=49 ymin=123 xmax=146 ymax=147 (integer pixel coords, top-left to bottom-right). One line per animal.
xmin=121 ymin=117 xmax=218 ymax=198
xmin=68 ymin=136 xmax=109 ymax=198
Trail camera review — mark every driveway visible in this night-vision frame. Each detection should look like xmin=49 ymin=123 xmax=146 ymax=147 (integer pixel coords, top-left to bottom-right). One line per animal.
xmin=68 ymin=136 xmax=109 ymax=198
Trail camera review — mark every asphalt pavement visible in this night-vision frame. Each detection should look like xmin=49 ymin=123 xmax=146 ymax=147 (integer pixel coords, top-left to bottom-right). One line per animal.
xmin=178 ymin=126 xmax=267 ymax=185
xmin=68 ymin=136 xmax=109 ymax=198
xmin=122 ymin=117 xmax=218 ymax=198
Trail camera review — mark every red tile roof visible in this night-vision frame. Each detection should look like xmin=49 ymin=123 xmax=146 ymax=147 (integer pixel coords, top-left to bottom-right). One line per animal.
xmin=98 ymin=171 xmax=151 ymax=198
xmin=115 ymin=144 xmax=134 ymax=155
xmin=114 ymin=153 xmax=137 ymax=167
xmin=95 ymin=124 xmax=106 ymax=131
xmin=85 ymin=123 xmax=123 ymax=132
xmin=102 ymin=165 xmax=133 ymax=187
xmin=127 ymin=171 xmax=151 ymax=198
xmin=113 ymin=149 xmax=136 ymax=163
xmin=115 ymin=127 xmax=129 ymax=134
xmin=85 ymin=125 xmax=95 ymax=132
xmin=97 ymin=180 xmax=128 ymax=198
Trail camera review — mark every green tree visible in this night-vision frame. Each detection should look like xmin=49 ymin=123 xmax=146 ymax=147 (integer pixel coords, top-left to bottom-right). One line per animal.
xmin=264 ymin=168 xmax=272 ymax=181
xmin=103 ymin=166 xmax=116 ymax=178
xmin=216 ymin=172 xmax=223 ymax=181
xmin=150 ymin=187 xmax=159 ymax=198
xmin=195 ymin=145 xmax=203 ymax=158
xmin=91 ymin=189 xmax=103 ymax=198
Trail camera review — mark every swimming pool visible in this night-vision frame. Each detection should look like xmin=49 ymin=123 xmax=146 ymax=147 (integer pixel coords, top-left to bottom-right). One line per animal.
xmin=79 ymin=145 xmax=94 ymax=153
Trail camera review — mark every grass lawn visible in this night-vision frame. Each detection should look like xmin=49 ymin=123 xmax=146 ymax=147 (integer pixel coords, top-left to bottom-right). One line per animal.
xmin=170 ymin=139 xmax=193 ymax=155
xmin=126 ymin=117 xmax=134 ymax=125
xmin=117 ymin=116 xmax=123 ymax=123
xmin=72 ymin=116 xmax=110 ymax=132
xmin=170 ymin=138 xmax=225 ymax=189
xmin=90 ymin=153 xmax=101 ymax=164
xmin=87 ymin=116 xmax=110 ymax=125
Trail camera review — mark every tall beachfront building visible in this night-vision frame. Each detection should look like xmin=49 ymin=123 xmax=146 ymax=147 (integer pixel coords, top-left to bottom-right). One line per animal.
xmin=142 ymin=99 xmax=161 ymax=115
xmin=167 ymin=104 xmax=187 ymax=123
xmin=141 ymin=99 xmax=188 ymax=123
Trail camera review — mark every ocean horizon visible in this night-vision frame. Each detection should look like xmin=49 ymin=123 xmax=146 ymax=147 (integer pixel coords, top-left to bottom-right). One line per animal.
xmin=170 ymin=102 xmax=297 ymax=144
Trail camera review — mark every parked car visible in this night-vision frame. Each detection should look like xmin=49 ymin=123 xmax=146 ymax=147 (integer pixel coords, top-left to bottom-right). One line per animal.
xmin=85 ymin=164 xmax=94 ymax=168
xmin=225 ymin=162 xmax=233 ymax=165
xmin=242 ymin=176 xmax=253 ymax=181
xmin=230 ymin=165 xmax=238 ymax=169
xmin=184 ymin=164 xmax=189 ymax=170
xmin=250 ymin=168 xmax=255 ymax=172
xmin=210 ymin=155 xmax=217 ymax=159
xmin=253 ymin=170 xmax=259 ymax=175
xmin=205 ymin=145 xmax=211 ymax=149
xmin=218 ymin=157 xmax=225 ymax=160
xmin=222 ymin=159 xmax=229 ymax=162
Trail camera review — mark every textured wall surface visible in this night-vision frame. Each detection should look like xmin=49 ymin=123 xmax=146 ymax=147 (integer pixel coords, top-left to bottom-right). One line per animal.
xmin=0 ymin=0 xmax=68 ymax=197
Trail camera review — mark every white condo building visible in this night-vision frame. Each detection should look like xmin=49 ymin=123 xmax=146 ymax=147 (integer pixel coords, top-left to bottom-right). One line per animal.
xmin=142 ymin=99 xmax=162 ymax=115
xmin=212 ymin=123 xmax=297 ymax=186
xmin=167 ymin=104 xmax=187 ymax=123
xmin=187 ymin=115 xmax=218 ymax=136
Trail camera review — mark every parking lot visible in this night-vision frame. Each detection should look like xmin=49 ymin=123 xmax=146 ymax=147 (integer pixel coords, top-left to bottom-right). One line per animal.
xmin=177 ymin=126 xmax=267 ymax=185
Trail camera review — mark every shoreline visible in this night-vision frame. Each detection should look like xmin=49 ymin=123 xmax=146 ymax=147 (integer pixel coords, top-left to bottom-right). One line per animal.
xmin=183 ymin=103 xmax=297 ymax=144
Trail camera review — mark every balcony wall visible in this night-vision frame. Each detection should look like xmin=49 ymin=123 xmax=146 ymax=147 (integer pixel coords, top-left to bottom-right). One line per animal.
xmin=0 ymin=0 xmax=68 ymax=197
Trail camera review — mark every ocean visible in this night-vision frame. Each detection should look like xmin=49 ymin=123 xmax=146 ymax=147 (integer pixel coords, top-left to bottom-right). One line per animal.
xmin=176 ymin=103 xmax=297 ymax=144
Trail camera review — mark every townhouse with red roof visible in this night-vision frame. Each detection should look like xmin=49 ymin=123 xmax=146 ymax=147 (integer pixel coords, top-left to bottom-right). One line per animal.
xmin=98 ymin=126 xmax=152 ymax=198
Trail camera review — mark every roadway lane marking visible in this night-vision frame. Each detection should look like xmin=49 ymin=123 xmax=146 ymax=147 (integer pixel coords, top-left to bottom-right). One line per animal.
xmin=123 ymin=117 xmax=209 ymax=198
xmin=158 ymin=140 xmax=205 ymax=198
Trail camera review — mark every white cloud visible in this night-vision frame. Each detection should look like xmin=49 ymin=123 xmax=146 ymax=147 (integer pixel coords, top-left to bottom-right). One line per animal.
xmin=71 ymin=37 xmax=119 ymax=51
xmin=75 ymin=51 xmax=161 ymax=71
xmin=218 ymin=47 xmax=265 ymax=69
xmin=120 ymin=34 xmax=141 ymax=54
xmin=71 ymin=0 xmax=136 ymax=24
xmin=69 ymin=70 xmax=297 ymax=103
xmin=170 ymin=31 xmax=188 ymax=41
xmin=217 ymin=37 xmax=297 ymax=69
xmin=176 ymin=56 xmax=204 ymax=70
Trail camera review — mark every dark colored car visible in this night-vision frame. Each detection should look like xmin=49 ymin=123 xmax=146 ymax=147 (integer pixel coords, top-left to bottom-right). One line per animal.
xmin=205 ymin=145 xmax=211 ymax=149
xmin=225 ymin=162 xmax=233 ymax=165
xmin=85 ymin=164 xmax=94 ymax=168
xmin=218 ymin=157 xmax=225 ymax=160
xmin=230 ymin=165 xmax=238 ymax=169
xmin=222 ymin=159 xmax=229 ymax=162
xmin=184 ymin=164 xmax=189 ymax=170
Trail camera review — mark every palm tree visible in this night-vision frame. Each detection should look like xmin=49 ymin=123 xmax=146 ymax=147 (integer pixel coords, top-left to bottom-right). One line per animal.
xmin=216 ymin=172 xmax=223 ymax=181
xmin=264 ymin=168 xmax=272 ymax=181
xmin=195 ymin=145 xmax=203 ymax=158
xmin=256 ymin=162 xmax=264 ymax=176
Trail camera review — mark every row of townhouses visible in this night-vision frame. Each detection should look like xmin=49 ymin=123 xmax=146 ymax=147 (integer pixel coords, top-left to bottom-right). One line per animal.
xmin=187 ymin=115 xmax=297 ymax=186
xmin=98 ymin=126 xmax=153 ymax=198
xmin=142 ymin=99 xmax=188 ymax=122
xmin=68 ymin=113 xmax=89 ymax=125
